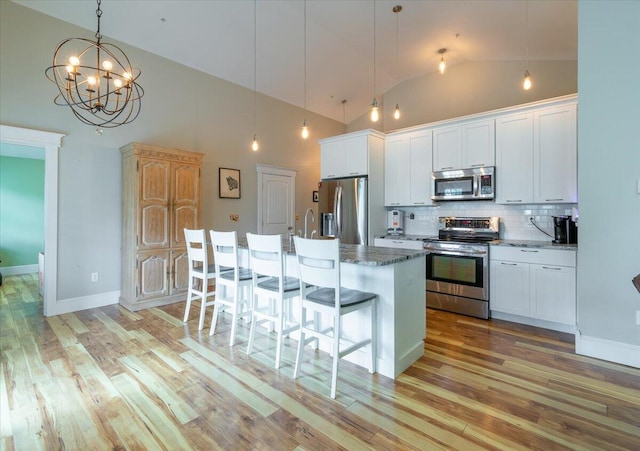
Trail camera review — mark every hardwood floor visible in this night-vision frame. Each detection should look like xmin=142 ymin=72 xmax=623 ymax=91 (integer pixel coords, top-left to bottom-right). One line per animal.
xmin=1 ymin=273 xmax=639 ymax=450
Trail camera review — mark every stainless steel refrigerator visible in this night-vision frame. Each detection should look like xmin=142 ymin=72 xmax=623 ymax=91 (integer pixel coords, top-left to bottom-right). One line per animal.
xmin=318 ymin=177 xmax=368 ymax=245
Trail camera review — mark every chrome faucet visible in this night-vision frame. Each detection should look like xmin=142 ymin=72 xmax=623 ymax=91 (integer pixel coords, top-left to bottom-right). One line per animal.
xmin=304 ymin=208 xmax=315 ymax=239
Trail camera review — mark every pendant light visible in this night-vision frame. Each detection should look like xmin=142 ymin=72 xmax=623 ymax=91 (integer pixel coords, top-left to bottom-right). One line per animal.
xmin=301 ymin=0 xmax=309 ymax=139
xmin=370 ymin=0 xmax=379 ymax=123
xmin=438 ymin=48 xmax=447 ymax=74
xmin=393 ymin=5 xmax=402 ymax=120
xmin=251 ymin=0 xmax=259 ymax=151
xmin=523 ymin=0 xmax=532 ymax=90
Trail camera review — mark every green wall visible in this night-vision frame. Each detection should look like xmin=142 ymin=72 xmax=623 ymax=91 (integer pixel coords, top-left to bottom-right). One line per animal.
xmin=0 ymin=156 xmax=45 ymax=267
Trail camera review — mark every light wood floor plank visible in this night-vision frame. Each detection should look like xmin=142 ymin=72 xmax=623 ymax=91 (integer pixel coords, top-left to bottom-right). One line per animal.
xmin=119 ymin=354 xmax=198 ymax=424
xmin=111 ymin=372 xmax=192 ymax=449
xmin=0 ymin=364 xmax=12 ymax=439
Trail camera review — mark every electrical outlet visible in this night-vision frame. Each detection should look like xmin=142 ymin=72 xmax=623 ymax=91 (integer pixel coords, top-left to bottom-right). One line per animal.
xmin=295 ymin=214 xmax=300 ymax=221
xmin=636 ymin=310 xmax=640 ymax=326
xmin=229 ymin=214 xmax=239 ymax=222
xmin=91 ymin=272 xmax=98 ymax=283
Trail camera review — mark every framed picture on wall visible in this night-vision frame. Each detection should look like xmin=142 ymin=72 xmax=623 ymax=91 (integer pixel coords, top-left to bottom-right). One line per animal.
xmin=219 ymin=168 xmax=241 ymax=199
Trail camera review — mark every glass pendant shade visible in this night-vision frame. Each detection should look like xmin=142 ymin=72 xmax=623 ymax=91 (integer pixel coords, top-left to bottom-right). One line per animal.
xmin=301 ymin=119 xmax=309 ymax=139
xmin=523 ymin=70 xmax=532 ymax=90
xmin=251 ymin=135 xmax=259 ymax=151
xmin=394 ymin=104 xmax=400 ymax=120
xmin=439 ymin=57 xmax=446 ymax=74
xmin=370 ymin=98 xmax=379 ymax=122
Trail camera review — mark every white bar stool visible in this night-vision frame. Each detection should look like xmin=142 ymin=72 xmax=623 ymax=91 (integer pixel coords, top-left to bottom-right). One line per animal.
xmin=183 ymin=228 xmax=216 ymax=330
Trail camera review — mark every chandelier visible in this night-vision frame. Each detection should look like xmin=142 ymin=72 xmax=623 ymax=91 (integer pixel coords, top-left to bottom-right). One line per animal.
xmin=45 ymin=0 xmax=143 ymax=128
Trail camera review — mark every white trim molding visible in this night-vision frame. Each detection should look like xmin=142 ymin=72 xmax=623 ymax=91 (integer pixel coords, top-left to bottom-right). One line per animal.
xmin=47 ymin=291 xmax=120 ymax=316
xmin=0 ymin=264 xmax=39 ymax=276
xmin=1 ymin=124 xmax=64 ymax=317
xmin=576 ymin=331 xmax=640 ymax=369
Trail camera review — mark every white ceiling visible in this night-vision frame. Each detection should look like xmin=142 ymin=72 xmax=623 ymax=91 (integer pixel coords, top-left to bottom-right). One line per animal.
xmin=15 ymin=0 xmax=577 ymax=123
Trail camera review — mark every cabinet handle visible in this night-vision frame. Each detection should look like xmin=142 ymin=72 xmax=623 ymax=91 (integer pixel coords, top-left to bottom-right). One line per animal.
xmin=500 ymin=262 xmax=518 ymax=266
xmin=545 ymin=198 xmax=564 ymax=202
xmin=441 ymin=166 xmax=454 ymax=170
xmin=506 ymin=200 xmax=523 ymax=203
xmin=389 ymin=203 xmax=400 ymax=206
xmin=520 ymin=249 xmax=539 ymax=253
xmin=413 ymin=202 xmax=425 ymax=205
xmin=470 ymin=163 xmax=485 ymax=167
xmin=542 ymin=266 xmax=562 ymax=270
xmin=349 ymin=172 xmax=360 ymax=175
xmin=327 ymin=174 xmax=336 ymax=178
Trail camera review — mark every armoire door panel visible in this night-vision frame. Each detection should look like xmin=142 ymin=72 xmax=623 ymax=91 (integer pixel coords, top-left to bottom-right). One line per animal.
xmin=140 ymin=159 xmax=170 ymax=203
xmin=138 ymin=252 xmax=169 ymax=300
xmin=172 ymin=205 xmax=198 ymax=248
xmin=173 ymin=163 xmax=200 ymax=205
xmin=171 ymin=251 xmax=190 ymax=294
xmin=140 ymin=205 xmax=169 ymax=249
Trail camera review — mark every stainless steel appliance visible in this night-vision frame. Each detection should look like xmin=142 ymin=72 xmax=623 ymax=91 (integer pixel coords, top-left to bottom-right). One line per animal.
xmin=318 ymin=177 xmax=368 ymax=245
xmin=552 ymin=216 xmax=578 ymax=244
xmin=431 ymin=166 xmax=495 ymax=201
xmin=387 ymin=209 xmax=404 ymax=235
xmin=425 ymin=216 xmax=500 ymax=319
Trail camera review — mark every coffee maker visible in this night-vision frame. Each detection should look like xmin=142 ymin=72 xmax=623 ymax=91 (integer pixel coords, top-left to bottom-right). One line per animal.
xmin=387 ymin=209 xmax=404 ymax=235
xmin=552 ymin=216 xmax=578 ymax=244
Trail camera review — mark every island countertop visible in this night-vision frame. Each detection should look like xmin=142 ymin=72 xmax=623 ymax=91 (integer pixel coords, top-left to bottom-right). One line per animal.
xmin=237 ymin=237 xmax=426 ymax=267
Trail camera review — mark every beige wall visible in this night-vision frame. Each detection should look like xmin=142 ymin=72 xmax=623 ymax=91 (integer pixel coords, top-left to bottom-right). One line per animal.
xmin=0 ymin=1 xmax=345 ymax=300
xmin=349 ymin=60 xmax=577 ymax=132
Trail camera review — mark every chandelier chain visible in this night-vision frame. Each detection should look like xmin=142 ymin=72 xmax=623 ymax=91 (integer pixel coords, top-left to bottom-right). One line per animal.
xmin=95 ymin=0 xmax=102 ymax=41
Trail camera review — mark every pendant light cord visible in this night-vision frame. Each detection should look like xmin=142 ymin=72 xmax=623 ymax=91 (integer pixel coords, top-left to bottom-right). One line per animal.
xmin=525 ymin=0 xmax=529 ymax=69
xmin=372 ymin=0 xmax=376 ymax=99
xmin=253 ymin=0 xmax=257 ymax=135
xmin=304 ymin=0 xmax=307 ymax=113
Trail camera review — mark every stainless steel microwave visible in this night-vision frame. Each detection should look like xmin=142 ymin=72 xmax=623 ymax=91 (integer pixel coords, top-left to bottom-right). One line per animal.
xmin=431 ymin=166 xmax=495 ymax=201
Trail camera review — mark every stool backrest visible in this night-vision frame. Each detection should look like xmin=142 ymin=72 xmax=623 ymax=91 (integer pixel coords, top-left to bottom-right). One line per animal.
xmin=210 ymin=230 xmax=239 ymax=276
xmin=184 ymin=228 xmax=208 ymax=269
xmin=246 ymin=233 xmax=283 ymax=280
xmin=294 ymin=237 xmax=340 ymax=297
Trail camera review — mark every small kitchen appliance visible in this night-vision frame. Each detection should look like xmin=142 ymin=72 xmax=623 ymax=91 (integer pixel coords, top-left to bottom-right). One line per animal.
xmin=387 ymin=209 xmax=404 ymax=235
xmin=552 ymin=216 xmax=578 ymax=244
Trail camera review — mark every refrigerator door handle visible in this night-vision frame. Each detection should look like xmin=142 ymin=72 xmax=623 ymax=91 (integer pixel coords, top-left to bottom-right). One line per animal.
xmin=335 ymin=186 xmax=342 ymax=239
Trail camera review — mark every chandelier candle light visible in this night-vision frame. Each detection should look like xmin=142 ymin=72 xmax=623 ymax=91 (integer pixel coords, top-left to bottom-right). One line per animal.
xmin=45 ymin=0 xmax=143 ymax=128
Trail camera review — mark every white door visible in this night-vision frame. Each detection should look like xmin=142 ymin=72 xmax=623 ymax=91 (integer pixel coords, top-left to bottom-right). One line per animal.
xmin=257 ymin=166 xmax=296 ymax=235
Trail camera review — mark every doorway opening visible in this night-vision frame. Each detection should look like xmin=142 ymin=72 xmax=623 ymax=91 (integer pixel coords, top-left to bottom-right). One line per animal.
xmin=0 ymin=125 xmax=64 ymax=316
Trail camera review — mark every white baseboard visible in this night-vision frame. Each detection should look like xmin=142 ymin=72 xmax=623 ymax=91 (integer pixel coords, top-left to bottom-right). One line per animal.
xmin=0 ymin=264 xmax=38 ymax=276
xmin=47 ymin=290 xmax=119 ymax=316
xmin=575 ymin=332 xmax=640 ymax=369
xmin=491 ymin=311 xmax=576 ymax=334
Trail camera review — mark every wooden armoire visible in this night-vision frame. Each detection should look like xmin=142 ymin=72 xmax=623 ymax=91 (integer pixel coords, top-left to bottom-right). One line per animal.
xmin=120 ymin=142 xmax=203 ymax=311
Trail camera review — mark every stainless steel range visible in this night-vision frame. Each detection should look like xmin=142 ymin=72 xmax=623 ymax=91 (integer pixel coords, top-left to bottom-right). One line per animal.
xmin=425 ymin=217 xmax=500 ymax=319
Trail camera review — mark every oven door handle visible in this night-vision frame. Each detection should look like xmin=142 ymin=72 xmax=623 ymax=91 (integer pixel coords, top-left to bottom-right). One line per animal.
xmin=425 ymin=247 xmax=487 ymax=256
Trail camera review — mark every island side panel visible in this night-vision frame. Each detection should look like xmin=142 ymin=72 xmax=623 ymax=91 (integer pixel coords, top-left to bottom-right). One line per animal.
xmin=340 ymin=256 xmax=425 ymax=379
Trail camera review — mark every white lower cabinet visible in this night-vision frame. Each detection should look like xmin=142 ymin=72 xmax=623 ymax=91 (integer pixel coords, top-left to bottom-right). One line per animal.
xmin=490 ymin=246 xmax=576 ymax=331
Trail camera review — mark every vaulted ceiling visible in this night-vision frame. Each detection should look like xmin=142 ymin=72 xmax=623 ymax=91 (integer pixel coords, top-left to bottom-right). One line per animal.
xmin=15 ymin=0 xmax=577 ymax=123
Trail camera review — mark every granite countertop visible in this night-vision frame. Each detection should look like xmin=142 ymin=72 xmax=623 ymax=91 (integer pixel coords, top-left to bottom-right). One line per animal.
xmin=491 ymin=239 xmax=578 ymax=251
xmin=237 ymin=236 xmax=427 ymax=267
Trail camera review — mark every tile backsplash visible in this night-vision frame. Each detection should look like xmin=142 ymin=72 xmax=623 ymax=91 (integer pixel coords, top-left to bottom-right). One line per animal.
xmin=399 ymin=202 xmax=578 ymax=241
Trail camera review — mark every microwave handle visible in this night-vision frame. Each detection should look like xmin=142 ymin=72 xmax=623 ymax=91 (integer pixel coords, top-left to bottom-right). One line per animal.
xmin=473 ymin=175 xmax=479 ymax=197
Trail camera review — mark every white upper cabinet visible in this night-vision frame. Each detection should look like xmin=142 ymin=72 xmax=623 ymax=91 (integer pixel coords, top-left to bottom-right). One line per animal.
xmin=432 ymin=126 xmax=462 ymax=171
xmin=385 ymin=129 xmax=433 ymax=207
xmin=495 ymin=112 xmax=534 ymax=204
xmin=496 ymin=100 xmax=577 ymax=204
xmin=534 ymin=104 xmax=578 ymax=203
xmin=320 ymin=131 xmax=373 ymax=179
xmin=462 ymin=119 xmax=495 ymax=168
xmin=433 ymin=119 xmax=495 ymax=171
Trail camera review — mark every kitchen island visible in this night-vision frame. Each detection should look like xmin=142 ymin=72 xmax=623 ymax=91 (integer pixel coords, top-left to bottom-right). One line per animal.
xmin=237 ymin=238 xmax=427 ymax=379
